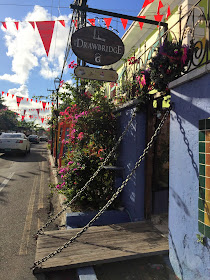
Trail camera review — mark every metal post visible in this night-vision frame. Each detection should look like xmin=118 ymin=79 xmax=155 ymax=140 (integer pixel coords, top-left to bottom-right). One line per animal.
xmin=55 ymin=91 xmax=58 ymax=167
xmin=54 ymin=78 xmax=60 ymax=167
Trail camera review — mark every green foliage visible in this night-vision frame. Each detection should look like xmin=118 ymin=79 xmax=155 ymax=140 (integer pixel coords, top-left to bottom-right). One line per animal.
xmin=0 ymin=108 xmax=19 ymax=132
xmin=56 ymin=79 xmax=119 ymax=211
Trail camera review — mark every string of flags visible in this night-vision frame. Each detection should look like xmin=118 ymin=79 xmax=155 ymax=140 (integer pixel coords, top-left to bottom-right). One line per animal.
xmin=0 ymin=1 xmax=170 ymax=55
xmin=1 ymin=91 xmax=58 ymax=108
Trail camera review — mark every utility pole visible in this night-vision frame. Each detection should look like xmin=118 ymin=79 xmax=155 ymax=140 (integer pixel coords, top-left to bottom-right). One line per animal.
xmin=47 ymin=89 xmax=56 ymax=155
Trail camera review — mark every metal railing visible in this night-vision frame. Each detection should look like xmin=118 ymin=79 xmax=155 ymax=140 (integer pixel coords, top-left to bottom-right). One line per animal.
xmin=114 ymin=0 xmax=210 ymax=100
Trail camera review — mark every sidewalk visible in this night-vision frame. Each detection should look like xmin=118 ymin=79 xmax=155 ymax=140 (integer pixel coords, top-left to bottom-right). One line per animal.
xmin=46 ymin=151 xmax=179 ymax=280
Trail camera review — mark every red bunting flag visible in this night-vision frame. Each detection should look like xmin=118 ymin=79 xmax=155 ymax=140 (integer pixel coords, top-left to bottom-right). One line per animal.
xmin=103 ymin=18 xmax=112 ymax=29
xmin=137 ymin=16 xmax=146 ymax=30
xmin=2 ymin=22 xmax=7 ymax=29
xmin=31 ymin=99 xmax=33 ymax=102
xmin=154 ymin=14 xmax=164 ymax=27
xmin=166 ymin=5 xmax=171 ymax=20
xmin=42 ymin=102 xmax=46 ymax=110
xmin=36 ymin=99 xmax=37 ymax=103
xmin=14 ymin=22 xmax=19 ymax=30
xmin=12 ymin=94 xmax=14 ymax=98
xmin=39 ymin=100 xmax=42 ymax=103
xmin=24 ymin=110 xmax=26 ymax=115
xmin=26 ymin=98 xmax=29 ymax=101
xmin=16 ymin=96 xmax=22 ymax=107
xmin=41 ymin=118 xmax=44 ymax=123
xmin=21 ymin=115 xmax=25 ymax=121
xmin=88 ymin=19 xmax=95 ymax=26
xmin=7 ymin=93 xmax=9 ymax=96
xmin=36 ymin=21 xmax=55 ymax=56
xmin=157 ymin=1 xmax=164 ymax=14
xmin=29 ymin=115 xmax=32 ymax=119
xmin=29 ymin=21 xmax=35 ymax=30
xmin=120 ymin=18 xmax=128 ymax=30
xmin=72 ymin=19 xmax=78 ymax=29
xmin=58 ymin=20 xmax=65 ymax=27
xmin=142 ymin=0 xmax=154 ymax=9
xmin=1 ymin=91 xmax=4 ymax=95
xmin=36 ymin=109 xmax=40 ymax=115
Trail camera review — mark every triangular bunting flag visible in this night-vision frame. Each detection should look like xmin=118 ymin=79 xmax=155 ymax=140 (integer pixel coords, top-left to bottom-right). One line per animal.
xmin=120 ymin=18 xmax=128 ymax=30
xmin=42 ymin=102 xmax=46 ymax=110
xmin=26 ymin=98 xmax=29 ymax=101
xmin=14 ymin=22 xmax=19 ymax=30
xmin=88 ymin=18 xmax=95 ymax=26
xmin=16 ymin=96 xmax=22 ymax=107
xmin=157 ymin=1 xmax=164 ymax=14
xmin=72 ymin=19 xmax=78 ymax=29
xmin=2 ymin=22 xmax=7 ymax=29
xmin=31 ymin=99 xmax=33 ymax=102
xmin=36 ymin=109 xmax=40 ymax=115
xmin=103 ymin=18 xmax=112 ymax=29
xmin=137 ymin=16 xmax=146 ymax=30
xmin=12 ymin=94 xmax=14 ymax=98
xmin=1 ymin=91 xmax=4 ymax=95
xmin=166 ymin=5 xmax=171 ymax=20
xmin=24 ymin=110 xmax=26 ymax=115
xmin=41 ymin=118 xmax=44 ymax=123
xmin=142 ymin=0 xmax=154 ymax=9
xmin=21 ymin=115 xmax=25 ymax=121
xmin=7 ymin=92 xmax=9 ymax=96
xmin=58 ymin=20 xmax=65 ymax=27
xmin=29 ymin=21 xmax=35 ymax=30
xmin=36 ymin=21 xmax=55 ymax=56
xmin=154 ymin=14 xmax=164 ymax=27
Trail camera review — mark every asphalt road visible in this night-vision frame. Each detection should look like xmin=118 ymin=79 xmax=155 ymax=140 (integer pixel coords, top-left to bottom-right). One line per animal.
xmin=0 ymin=143 xmax=52 ymax=280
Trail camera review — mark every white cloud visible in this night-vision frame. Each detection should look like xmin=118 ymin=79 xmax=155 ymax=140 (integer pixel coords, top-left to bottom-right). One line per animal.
xmin=3 ymin=84 xmax=51 ymax=127
xmin=0 ymin=5 xmax=72 ymax=84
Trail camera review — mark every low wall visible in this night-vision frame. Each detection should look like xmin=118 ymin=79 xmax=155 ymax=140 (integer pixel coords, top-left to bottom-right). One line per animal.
xmin=115 ymin=104 xmax=146 ymax=221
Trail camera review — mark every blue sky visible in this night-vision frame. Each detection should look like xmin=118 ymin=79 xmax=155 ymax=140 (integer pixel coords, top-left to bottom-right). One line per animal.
xmin=0 ymin=0 xmax=145 ymax=126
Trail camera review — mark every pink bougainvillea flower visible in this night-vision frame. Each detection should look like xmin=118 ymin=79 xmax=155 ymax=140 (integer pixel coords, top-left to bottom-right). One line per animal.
xmin=77 ymin=132 xmax=84 ymax=140
xmin=68 ymin=61 xmax=77 ymax=69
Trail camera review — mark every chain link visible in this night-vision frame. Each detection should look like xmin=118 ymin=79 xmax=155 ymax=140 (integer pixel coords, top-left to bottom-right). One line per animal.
xmin=35 ymin=109 xmax=137 ymax=236
xmin=32 ymin=107 xmax=170 ymax=271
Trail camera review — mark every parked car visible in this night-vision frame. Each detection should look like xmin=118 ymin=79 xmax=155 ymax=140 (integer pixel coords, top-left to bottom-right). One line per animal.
xmin=40 ymin=136 xmax=48 ymax=142
xmin=28 ymin=135 xmax=40 ymax=143
xmin=0 ymin=133 xmax=30 ymax=155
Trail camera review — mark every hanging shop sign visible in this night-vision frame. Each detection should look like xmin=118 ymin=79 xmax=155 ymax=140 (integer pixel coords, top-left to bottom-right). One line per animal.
xmin=71 ymin=26 xmax=125 ymax=66
xmin=74 ymin=66 xmax=118 ymax=82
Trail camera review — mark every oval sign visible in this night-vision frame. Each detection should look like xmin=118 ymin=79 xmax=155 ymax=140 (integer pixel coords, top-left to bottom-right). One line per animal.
xmin=71 ymin=26 xmax=125 ymax=66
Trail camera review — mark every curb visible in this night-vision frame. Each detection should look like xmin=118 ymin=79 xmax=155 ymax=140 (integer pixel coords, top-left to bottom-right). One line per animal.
xmin=47 ymin=149 xmax=67 ymax=228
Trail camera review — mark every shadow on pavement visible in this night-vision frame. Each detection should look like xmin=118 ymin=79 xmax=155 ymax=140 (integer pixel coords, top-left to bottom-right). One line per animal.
xmin=0 ymin=151 xmax=47 ymax=163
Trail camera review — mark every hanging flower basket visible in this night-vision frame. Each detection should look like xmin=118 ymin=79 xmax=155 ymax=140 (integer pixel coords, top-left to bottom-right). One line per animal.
xmin=149 ymin=41 xmax=191 ymax=92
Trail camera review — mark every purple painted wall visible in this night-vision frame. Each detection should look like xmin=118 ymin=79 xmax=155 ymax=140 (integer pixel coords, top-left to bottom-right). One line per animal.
xmin=169 ymin=72 xmax=210 ymax=280
xmin=116 ymin=106 xmax=146 ymax=221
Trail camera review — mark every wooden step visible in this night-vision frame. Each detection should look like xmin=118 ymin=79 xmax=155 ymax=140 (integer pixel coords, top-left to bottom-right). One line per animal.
xmin=34 ymin=221 xmax=168 ymax=274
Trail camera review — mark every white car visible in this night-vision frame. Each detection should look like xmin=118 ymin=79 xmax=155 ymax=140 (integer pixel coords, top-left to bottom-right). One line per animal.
xmin=0 ymin=133 xmax=31 ymax=155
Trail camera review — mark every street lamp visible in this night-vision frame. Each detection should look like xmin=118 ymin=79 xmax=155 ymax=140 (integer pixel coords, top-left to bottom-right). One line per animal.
xmin=54 ymin=77 xmax=60 ymax=167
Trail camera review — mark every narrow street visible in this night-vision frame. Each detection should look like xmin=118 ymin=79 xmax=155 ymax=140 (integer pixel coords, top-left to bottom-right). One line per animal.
xmin=0 ymin=143 xmax=52 ymax=280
